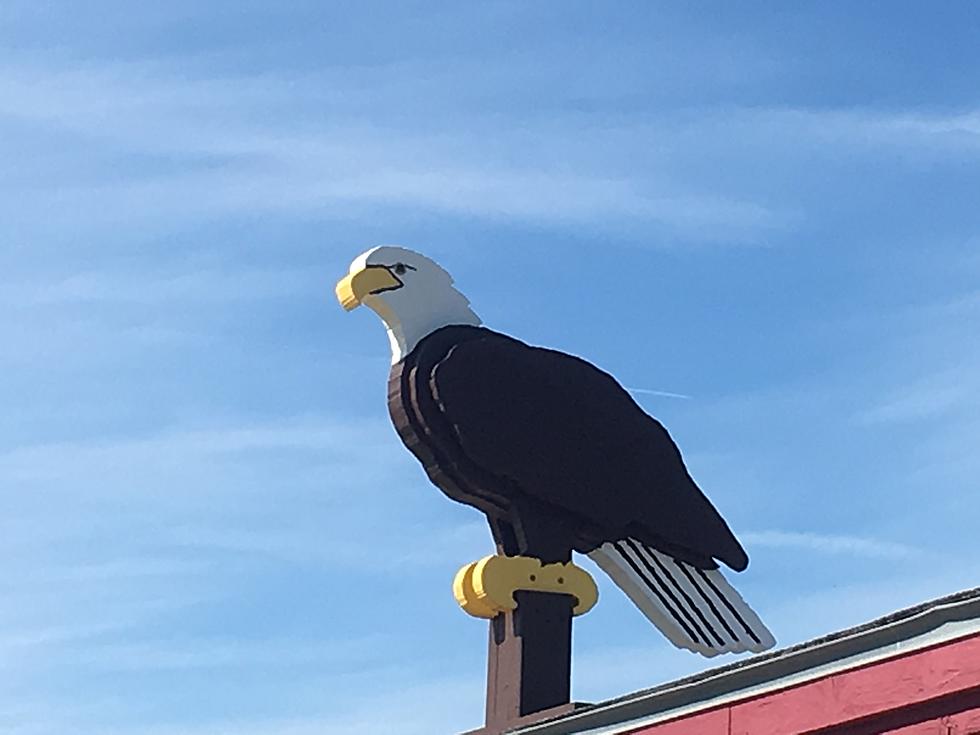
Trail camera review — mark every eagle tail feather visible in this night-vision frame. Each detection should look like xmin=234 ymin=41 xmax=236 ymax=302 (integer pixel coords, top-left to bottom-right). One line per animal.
xmin=588 ymin=539 xmax=775 ymax=657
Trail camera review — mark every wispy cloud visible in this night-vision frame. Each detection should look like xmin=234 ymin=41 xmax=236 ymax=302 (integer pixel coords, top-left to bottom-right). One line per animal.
xmin=0 ymin=60 xmax=787 ymax=242
xmin=742 ymin=530 xmax=922 ymax=561
xmin=0 ymin=669 xmax=485 ymax=735
xmin=858 ymin=378 xmax=972 ymax=425
xmin=41 ymin=634 xmax=388 ymax=673
xmin=762 ymin=567 xmax=980 ymax=645
xmin=855 ymin=298 xmax=980 ymax=427
xmin=0 ymin=419 xmax=391 ymax=476
xmin=167 ymin=519 xmax=492 ymax=573
xmin=2 ymin=268 xmax=312 ymax=306
xmin=698 ymin=107 xmax=980 ymax=152
xmin=6 ymin=49 xmax=979 ymax=254
xmin=0 ymin=414 xmax=491 ymax=586
xmin=887 ymin=110 xmax=980 ymax=139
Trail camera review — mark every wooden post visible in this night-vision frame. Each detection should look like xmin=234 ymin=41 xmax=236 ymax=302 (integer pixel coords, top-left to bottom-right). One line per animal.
xmin=459 ymin=529 xmax=594 ymax=734
xmin=473 ymin=592 xmax=576 ymax=734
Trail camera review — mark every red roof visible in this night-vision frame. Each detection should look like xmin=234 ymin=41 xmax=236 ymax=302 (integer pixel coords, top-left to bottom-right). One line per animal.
xmin=506 ymin=588 xmax=980 ymax=735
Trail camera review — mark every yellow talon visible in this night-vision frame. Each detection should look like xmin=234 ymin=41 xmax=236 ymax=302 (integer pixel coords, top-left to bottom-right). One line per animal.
xmin=453 ymin=561 xmax=500 ymax=618
xmin=452 ymin=555 xmax=598 ymax=619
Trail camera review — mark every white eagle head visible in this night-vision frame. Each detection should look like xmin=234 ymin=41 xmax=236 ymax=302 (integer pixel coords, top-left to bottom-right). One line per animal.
xmin=336 ymin=245 xmax=481 ymax=363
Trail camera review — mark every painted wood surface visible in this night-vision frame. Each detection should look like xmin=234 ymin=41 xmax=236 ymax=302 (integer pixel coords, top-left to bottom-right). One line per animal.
xmin=884 ymin=702 xmax=980 ymax=735
xmin=622 ymin=633 xmax=980 ymax=735
xmin=485 ymin=592 xmax=575 ymax=726
xmin=388 ymin=322 xmax=771 ymax=657
xmin=341 ymin=245 xmax=776 ymax=731
xmin=389 ymin=322 xmax=739 ymax=565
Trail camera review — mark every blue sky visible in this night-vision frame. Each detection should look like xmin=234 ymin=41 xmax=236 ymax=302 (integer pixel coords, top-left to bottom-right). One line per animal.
xmin=2 ymin=1 xmax=979 ymax=732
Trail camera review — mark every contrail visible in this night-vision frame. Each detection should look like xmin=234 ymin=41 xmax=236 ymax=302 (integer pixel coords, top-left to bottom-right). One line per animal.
xmin=626 ymin=387 xmax=693 ymax=400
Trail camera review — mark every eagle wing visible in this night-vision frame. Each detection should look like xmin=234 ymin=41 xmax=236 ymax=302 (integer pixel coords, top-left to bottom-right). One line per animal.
xmin=428 ymin=331 xmax=748 ymax=571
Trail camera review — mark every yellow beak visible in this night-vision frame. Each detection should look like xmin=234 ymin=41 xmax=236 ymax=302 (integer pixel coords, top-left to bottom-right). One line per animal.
xmin=335 ymin=265 xmax=402 ymax=311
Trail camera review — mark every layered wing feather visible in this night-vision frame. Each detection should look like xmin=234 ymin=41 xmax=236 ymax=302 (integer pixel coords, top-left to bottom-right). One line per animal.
xmin=427 ymin=330 xmax=748 ymax=571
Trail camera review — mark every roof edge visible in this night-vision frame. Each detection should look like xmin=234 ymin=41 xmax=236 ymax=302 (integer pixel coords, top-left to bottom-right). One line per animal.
xmin=512 ymin=587 xmax=980 ymax=735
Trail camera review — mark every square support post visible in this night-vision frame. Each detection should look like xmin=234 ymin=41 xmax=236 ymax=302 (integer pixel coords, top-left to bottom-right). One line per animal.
xmin=483 ymin=591 xmax=575 ymax=732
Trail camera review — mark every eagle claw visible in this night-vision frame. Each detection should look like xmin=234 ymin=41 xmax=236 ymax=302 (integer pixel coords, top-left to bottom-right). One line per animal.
xmin=452 ymin=555 xmax=598 ymax=619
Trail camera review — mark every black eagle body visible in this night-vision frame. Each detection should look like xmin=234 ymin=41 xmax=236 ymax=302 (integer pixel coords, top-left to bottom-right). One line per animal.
xmin=388 ymin=324 xmax=748 ymax=572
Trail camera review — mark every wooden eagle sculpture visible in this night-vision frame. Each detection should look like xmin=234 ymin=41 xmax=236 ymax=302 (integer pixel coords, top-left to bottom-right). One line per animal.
xmin=337 ymin=246 xmax=774 ymax=657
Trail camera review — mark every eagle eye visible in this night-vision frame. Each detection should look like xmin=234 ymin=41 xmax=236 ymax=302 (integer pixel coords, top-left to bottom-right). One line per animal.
xmin=392 ymin=262 xmax=415 ymax=276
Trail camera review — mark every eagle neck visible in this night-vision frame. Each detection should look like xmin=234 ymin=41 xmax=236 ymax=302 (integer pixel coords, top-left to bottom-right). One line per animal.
xmin=386 ymin=300 xmax=481 ymax=364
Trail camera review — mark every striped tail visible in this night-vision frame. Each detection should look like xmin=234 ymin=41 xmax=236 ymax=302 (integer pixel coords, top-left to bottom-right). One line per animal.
xmin=589 ymin=538 xmax=775 ymax=657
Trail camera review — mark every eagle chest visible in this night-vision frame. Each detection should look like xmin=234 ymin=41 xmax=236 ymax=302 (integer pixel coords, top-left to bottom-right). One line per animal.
xmin=386 ymin=336 xmax=511 ymax=518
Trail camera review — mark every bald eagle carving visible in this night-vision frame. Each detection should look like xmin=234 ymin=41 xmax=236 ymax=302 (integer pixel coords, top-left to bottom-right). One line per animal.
xmin=337 ymin=246 xmax=774 ymax=656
